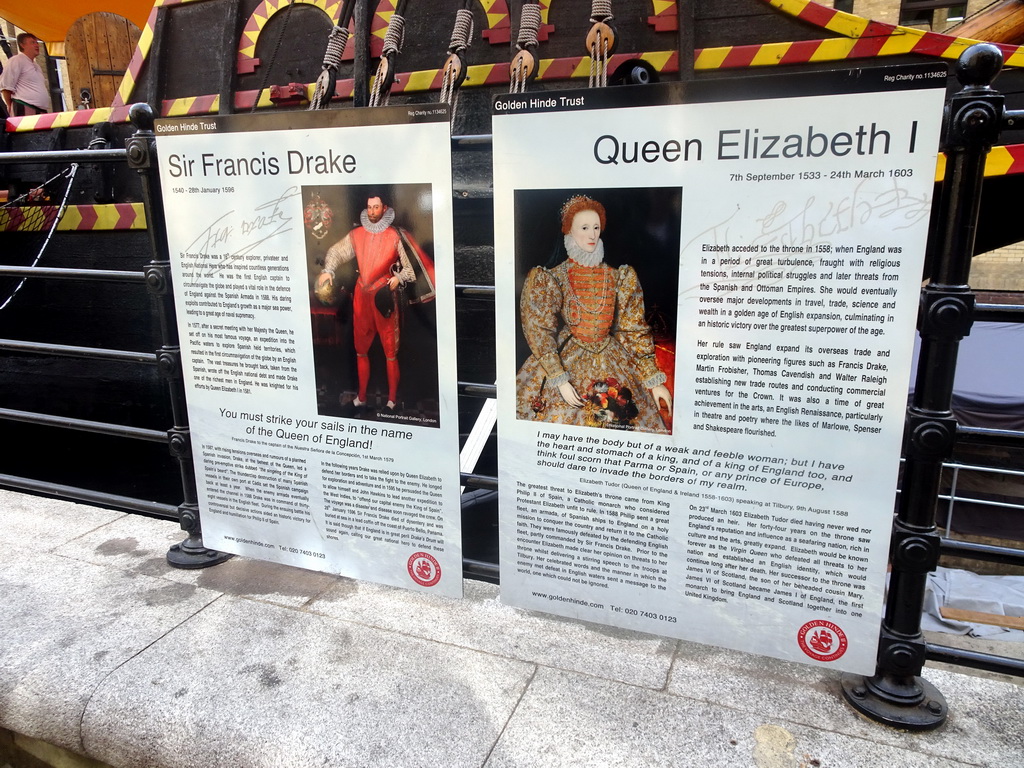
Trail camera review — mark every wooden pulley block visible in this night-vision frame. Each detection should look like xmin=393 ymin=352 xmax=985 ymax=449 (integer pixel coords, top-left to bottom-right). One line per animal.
xmin=443 ymin=52 xmax=467 ymax=88
xmin=586 ymin=21 xmax=617 ymax=56
xmin=376 ymin=55 xmax=396 ymax=92
xmin=509 ymin=49 xmax=537 ymax=82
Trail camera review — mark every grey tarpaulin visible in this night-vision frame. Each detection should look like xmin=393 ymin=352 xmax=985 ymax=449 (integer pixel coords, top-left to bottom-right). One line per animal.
xmin=910 ymin=322 xmax=1024 ymax=431
xmin=909 ymin=321 xmax=1024 ymax=541
xmin=921 ymin=567 xmax=1024 ymax=641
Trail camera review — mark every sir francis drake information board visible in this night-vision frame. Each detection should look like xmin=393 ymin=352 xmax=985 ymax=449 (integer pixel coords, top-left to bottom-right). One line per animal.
xmin=493 ymin=65 xmax=946 ymax=672
xmin=156 ymin=106 xmax=462 ymax=596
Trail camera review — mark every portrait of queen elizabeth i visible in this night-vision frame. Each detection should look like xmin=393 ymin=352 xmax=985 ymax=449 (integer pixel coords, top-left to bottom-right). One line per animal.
xmin=514 ymin=190 xmax=680 ymax=435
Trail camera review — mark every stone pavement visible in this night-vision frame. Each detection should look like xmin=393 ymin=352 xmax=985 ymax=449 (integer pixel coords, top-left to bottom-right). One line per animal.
xmin=2 ymin=488 xmax=1023 ymax=768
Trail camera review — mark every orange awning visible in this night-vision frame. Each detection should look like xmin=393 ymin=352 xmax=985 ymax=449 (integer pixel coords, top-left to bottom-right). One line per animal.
xmin=0 ymin=0 xmax=154 ymax=46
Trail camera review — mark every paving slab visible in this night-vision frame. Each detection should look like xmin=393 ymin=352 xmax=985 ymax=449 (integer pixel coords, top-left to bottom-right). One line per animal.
xmin=6 ymin=491 xmax=1024 ymax=768
xmin=55 ymin=513 xmax=340 ymax=610
xmin=486 ymin=666 xmax=975 ymax=768
xmin=2 ymin=490 xmax=124 ymax=551
xmin=81 ymin=596 xmax=535 ymax=768
xmin=666 ymin=639 xmax=1024 ymax=766
xmin=312 ymin=576 xmax=677 ymax=688
xmin=0 ymin=548 xmax=220 ymax=755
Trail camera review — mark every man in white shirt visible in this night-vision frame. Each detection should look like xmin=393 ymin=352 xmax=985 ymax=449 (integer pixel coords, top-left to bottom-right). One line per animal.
xmin=1 ymin=33 xmax=51 ymax=116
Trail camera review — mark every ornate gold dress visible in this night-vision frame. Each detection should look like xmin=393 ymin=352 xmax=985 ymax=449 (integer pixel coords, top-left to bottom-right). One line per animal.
xmin=515 ymin=248 xmax=668 ymax=434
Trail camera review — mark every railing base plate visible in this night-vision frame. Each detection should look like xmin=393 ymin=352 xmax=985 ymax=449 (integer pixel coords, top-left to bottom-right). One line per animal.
xmin=167 ymin=539 xmax=233 ymax=569
xmin=841 ymin=672 xmax=947 ymax=731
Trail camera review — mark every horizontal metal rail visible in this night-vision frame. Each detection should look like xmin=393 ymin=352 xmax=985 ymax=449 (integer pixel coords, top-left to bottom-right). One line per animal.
xmin=0 ymin=472 xmax=178 ymax=519
xmin=0 ymin=407 xmax=167 ymax=443
xmin=957 ymin=424 xmax=1024 ymax=447
xmin=451 ymin=134 xmax=492 ymax=150
xmin=942 ymin=459 xmax=1024 ymax=480
xmin=939 ymin=491 xmax=1024 ymax=513
xmin=463 ymin=556 xmax=499 ymax=582
xmin=0 ymin=338 xmax=157 ymax=364
xmin=454 ymin=284 xmax=496 ymax=299
xmin=926 ymin=643 xmax=1024 ymax=677
xmin=459 ymin=381 xmax=497 ymax=399
xmin=938 ymin=460 xmax=1024 ymax=516
xmin=974 ymin=303 xmax=1024 ymax=322
xmin=0 ymin=266 xmax=147 ymax=283
xmin=940 ymin=537 xmax=1024 ymax=566
xmin=461 ymin=472 xmax=499 ymax=491
xmin=0 ymin=148 xmax=128 ymax=164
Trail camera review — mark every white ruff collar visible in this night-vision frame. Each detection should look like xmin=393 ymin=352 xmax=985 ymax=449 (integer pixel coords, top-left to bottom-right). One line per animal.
xmin=564 ymin=233 xmax=605 ymax=267
xmin=361 ymin=207 xmax=395 ymax=233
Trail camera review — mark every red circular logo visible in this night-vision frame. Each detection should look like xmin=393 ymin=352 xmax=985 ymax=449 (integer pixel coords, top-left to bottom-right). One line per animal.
xmin=797 ymin=620 xmax=849 ymax=662
xmin=407 ymin=552 xmax=442 ymax=587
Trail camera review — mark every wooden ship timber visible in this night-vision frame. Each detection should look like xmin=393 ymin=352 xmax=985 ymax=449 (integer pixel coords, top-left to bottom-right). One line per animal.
xmin=2 ymin=0 xmax=1024 ymax=535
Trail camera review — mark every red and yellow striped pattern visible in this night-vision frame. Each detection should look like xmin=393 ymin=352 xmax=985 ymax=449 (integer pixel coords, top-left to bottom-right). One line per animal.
xmin=479 ymin=0 xmax=511 ymax=44
xmin=372 ymin=0 xmax=396 ymax=48
xmin=474 ymin=0 xmax=555 ymax=44
xmin=648 ymin=0 xmax=678 ymax=32
xmin=3 ymin=107 xmax=134 ymax=132
xmin=0 ymin=203 xmax=147 ymax=232
xmin=114 ymin=0 xmax=210 ymax=109
xmin=934 ymin=144 xmax=1024 ymax=182
xmin=159 ymin=48 xmax=681 ymax=111
xmin=733 ymin=0 xmax=1024 ymax=70
xmin=238 ymin=0 xmax=346 ymax=74
xmin=9 ymin=0 xmax=1024 ymax=185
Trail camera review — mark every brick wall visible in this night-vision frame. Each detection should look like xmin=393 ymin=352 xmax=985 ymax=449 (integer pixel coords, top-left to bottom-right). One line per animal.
xmin=972 ymin=245 xmax=1024 ymax=291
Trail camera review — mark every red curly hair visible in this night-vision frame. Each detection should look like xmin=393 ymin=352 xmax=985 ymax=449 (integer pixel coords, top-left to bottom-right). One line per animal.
xmin=560 ymin=195 xmax=607 ymax=234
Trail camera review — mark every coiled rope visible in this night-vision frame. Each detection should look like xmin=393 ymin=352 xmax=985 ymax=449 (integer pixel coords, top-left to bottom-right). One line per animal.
xmin=587 ymin=0 xmax=615 ymax=88
xmin=509 ymin=2 xmax=541 ymax=94
xmin=440 ymin=7 xmax=474 ymax=121
xmin=369 ymin=12 xmax=407 ymax=107
xmin=310 ymin=23 xmax=351 ymax=110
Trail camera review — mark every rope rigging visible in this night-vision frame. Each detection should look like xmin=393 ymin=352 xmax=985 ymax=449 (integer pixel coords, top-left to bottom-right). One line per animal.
xmin=253 ymin=0 xmax=298 ymax=113
xmin=368 ymin=0 xmax=410 ymax=108
xmin=309 ymin=1 xmax=355 ymax=110
xmin=439 ymin=1 xmax=475 ymax=121
xmin=509 ymin=1 xmax=541 ymax=94
xmin=0 ymin=163 xmax=79 ymax=312
xmin=586 ymin=0 xmax=616 ymax=88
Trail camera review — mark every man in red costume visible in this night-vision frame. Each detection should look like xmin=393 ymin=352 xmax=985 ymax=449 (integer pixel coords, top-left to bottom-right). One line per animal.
xmin=316 ymin=195 xmax=433 ymax=413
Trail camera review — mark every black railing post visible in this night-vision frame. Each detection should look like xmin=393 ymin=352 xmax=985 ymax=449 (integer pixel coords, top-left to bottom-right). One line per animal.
xmin=126 ymin=103 xmax=231 ymax=569
xmin=840 ymin=44 xmax=1004 ymax=730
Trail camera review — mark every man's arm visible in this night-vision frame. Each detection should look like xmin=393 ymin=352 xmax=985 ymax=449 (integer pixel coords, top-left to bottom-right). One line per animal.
xmin=0 ymin=55 xmax=20 ymax=114
xmin=387 ymin=238 xmax=416 ymax=289
xmin=315 ymin=233 xmax=355 ymax=303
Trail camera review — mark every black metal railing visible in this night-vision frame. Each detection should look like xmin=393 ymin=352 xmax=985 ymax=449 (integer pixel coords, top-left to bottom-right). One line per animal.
xmin=1 ymin=43 xmax=1023 ymax=731
xmin=0 ymin=110 xmax=501 ymax=573
xmin=0 ymin=143 xmax=176 ymax=518
xmin=840 ymin=44 xmax=1024 ymax=730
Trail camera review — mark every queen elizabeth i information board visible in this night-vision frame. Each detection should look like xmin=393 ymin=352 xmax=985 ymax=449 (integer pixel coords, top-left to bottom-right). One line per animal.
xmin=492 ymin=65 xmax=946 ymax=673
xmin=155 ymin=106 xmax=463 ymax=597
